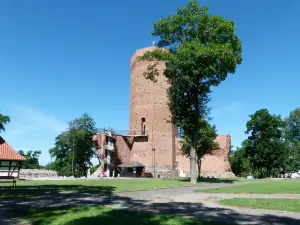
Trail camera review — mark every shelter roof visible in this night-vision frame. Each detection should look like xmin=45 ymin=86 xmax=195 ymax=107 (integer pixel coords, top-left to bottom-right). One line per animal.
xmin=118 ymin=161 xmax=145 ymax=168
xmin=0 ymin=136 xmax=26 ymax=161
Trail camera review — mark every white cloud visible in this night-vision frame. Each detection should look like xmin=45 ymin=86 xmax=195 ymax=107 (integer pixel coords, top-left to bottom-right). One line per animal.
xmin=15 ymin=105 xmax=67 ymax=133
xmin=1 ymin=101 xmax=67 ymax=135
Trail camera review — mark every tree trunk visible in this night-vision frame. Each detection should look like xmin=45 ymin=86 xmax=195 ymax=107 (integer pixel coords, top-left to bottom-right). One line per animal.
xmin=190 ymin=154 xmax=197 ymax=184
xmin=190 ymin=131 xmax=198 ymax=184
xmin=197 ymin=157 xmax=201 ymax=179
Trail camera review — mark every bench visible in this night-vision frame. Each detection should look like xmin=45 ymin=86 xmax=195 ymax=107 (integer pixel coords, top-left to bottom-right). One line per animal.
xmin=0 ymin=176 xmax=19 ymax=187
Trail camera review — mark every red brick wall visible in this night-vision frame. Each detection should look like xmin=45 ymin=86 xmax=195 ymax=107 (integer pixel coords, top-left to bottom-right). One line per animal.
xmin=114 ymin=135 xmax=132 ymax=165
xmin=176 ymin=135 xmax=232 ymax=176
xmin=128 ymin=47 xmax=176 ymax=167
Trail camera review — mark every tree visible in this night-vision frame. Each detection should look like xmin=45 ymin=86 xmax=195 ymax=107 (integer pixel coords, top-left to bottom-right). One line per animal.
xmin=245 ymin=109 xmax=286 ymax=178
xmin=229 ymin=140 xmax=251 ymax=176
xmin=50 ymin=113 xmax=97 ymax=177
xmin=18 ymin=150 xmax=41 ymax=169
xmin=281 ymin=143 xmax=300 ymax=176
xmin=0 ymin=112 xmax=10 ymax=133
xmin=286 ymin=108 xmax=300 ymax=142
xmin=282 ymin=108 xmax=300 ymax=175
xmin=138 ymin=0 xmax=242 ymax=183
xmin=181 ymin=119 xmax=219 ymax=178
xmin=44 ymin=162 xmax=57 ymax=171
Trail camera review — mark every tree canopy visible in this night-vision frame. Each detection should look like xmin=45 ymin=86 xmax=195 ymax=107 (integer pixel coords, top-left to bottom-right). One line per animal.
xmin=49 ymin=113 xmax=97 ymax=177
xmin=18 ymin=150 xmax=41 ymax=169
xmin=286 ymin=108 xmax=300 ymax=142
xmin=245 ymin=109 xmax=286 ymax=178
xmin=229 ymin=140 xmax=251 ymax=176
xmin=282 ymin=108 xmax=300 ymax=175
xmin=138 ymin=0 xmax=242 ymax=183
xmin=229 ymin=108 xmax=300 ymax=178
xmin=0 ymin=112 xmax=10 ymax=133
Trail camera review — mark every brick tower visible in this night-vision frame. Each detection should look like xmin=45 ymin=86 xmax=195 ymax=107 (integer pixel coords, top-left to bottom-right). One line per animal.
xmin=129 ymin=46 xmax=178 ymax=177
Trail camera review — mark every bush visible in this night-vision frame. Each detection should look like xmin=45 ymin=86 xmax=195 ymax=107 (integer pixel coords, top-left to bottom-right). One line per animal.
xmin=90 ymin=165 xmax=99 ymax=175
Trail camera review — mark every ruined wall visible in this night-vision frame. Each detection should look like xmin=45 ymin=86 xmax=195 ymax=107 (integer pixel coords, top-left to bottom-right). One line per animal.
xmin=96 ymin=46 xmax=234 ymax=179
xmin=176 ymin=135 xmax=235 ymax=178
xmin=20 ymin=169 xmax=58 ymax=179
xmin=114 ymin=135 xmax=132 ymax=165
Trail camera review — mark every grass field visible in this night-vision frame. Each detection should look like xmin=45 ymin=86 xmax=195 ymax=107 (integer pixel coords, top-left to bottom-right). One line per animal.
xmin=0 ymin=178 xmax=242 ymax=199
xmin=197 ymin=180 xmax=300 ymax=194
xmin=221 ymin=198 xmax=300 ymax=213
xmin=20 ymin=205 xmax=224 ymax=225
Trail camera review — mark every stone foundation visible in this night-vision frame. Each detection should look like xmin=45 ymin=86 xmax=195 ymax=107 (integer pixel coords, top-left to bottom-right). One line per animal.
xmin=200 ymin=171 xmax=235 ymax=179
xmin=20 ymin=169 xmax=58 ymax=179
xmin=145 ymin=163 xmax=178 ymax=178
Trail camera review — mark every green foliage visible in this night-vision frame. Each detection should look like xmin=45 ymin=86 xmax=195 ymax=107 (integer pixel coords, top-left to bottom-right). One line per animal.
xmin=282 ymin=108 xmax=300 ymax=175
xmin=90 ymin=165 xmax=99 ymax=175
xmin=18 ymin=150 xmax=42 ymax=169
xmin=286 ymin=108 xmax=300 ymax=142
xmin=138 ymin=0 xmax=242 ymax=183
xmin=245 ymin=109 xmax=286 ymax=178
xmin=0 ymin=111 xmax=10 ymax=133
xmin=43 ymin=162 xmax=57 ymax=171
xmin=50 ymin=113 xmax=97 ymax=177
xmin=229 ymin=141 xmax=251 ymax=176
xmin=281 ymin=142 xmax=300 ymax=175
xmin=181 ymin=119 xmax=219 ymax=177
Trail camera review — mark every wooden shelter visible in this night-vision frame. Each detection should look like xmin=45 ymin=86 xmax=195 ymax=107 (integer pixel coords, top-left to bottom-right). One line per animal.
xmin=0 ymin=136 xmax=25 ymax=185
xmin=118 ymin=161 xmax=145 ymax=177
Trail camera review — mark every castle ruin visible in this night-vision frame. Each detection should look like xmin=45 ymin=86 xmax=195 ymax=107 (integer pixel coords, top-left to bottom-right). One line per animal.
xmin=92 ymin=46 xmax=234 ymax=178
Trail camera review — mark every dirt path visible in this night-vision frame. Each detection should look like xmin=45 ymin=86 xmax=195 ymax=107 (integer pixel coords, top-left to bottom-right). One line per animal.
xmin=1 ymin=181 xmax=300 ymax=225
xmin=116 ymin=182 xmax=300 ymax=225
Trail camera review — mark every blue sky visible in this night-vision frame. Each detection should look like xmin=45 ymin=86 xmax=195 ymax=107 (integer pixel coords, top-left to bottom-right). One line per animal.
xmin=0 ymin=0 xmax=299 ymax=165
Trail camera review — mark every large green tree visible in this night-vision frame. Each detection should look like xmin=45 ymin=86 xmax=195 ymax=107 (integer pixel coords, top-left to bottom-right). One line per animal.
xmin=138 ymin=0 xmax=242 ymax=183
xmin=229 ymin=140 xmax=251 ymax=176
xmin=282 ymin=108 xmax=300 ymax=175
xmin=18 ymin=150 xmax=41 ymax=169
xmin=286 ymin=108 xmax=300 ymax=142
xmin=181 ymin=119 xmax=219 ymax=178
xmin=50 ymin=113 xmax=97 ymax=177
xmin=245 ymin=109 xmax=286 ymax=178
xmin=0 ymin=112 xmax=10 ymax=132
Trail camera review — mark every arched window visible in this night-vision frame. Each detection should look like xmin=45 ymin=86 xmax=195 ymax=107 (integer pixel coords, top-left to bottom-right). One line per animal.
xmin=141 ymin=118 xmax=146 ymax=135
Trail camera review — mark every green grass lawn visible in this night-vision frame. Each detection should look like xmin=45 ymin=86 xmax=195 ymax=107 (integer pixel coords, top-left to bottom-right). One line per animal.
xmin=197 ymin=180 xmax=300 ymax=194
xmin=221 ymin=198 xmax=300 ymax=213
xmin=0 ymin=178 xmax=242 ymax=199
xmin=20 ymin=205 xmax=224 ymax=225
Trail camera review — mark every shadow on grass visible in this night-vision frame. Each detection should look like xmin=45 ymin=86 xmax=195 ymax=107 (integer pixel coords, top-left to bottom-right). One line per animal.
xmin=19 ymin=206 xmax=222 ymax=225
xmin=2 ymin=187 xmax=300 ymax=225
xmin=0 ymin=185 xmax=116 ymax=199
xmin=178 ymin=178 xmax=237 ymax=184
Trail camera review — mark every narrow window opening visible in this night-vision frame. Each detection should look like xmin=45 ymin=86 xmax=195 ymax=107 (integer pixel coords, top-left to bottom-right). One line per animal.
xmin=141 ymin=118 xmax=146 ymax=135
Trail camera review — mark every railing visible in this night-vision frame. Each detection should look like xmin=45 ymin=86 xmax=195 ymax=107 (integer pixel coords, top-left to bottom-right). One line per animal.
xmin=105 ymin=143 xmax=115 ymax=151
xmin=113 ymin=130 xmax=148 ymax=136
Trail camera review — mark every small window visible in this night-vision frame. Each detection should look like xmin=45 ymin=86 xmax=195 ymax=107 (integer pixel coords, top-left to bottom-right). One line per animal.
xmin=141 ymin=118 xmax=146 ymax=135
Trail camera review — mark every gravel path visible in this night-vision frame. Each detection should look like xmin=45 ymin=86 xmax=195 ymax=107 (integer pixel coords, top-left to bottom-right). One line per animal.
xmin=1 ymin=181 xmax=300 ymax=225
